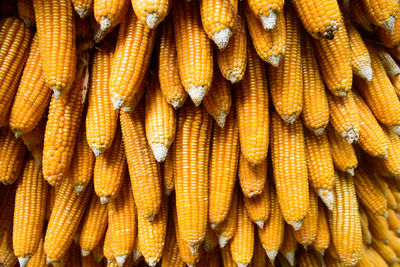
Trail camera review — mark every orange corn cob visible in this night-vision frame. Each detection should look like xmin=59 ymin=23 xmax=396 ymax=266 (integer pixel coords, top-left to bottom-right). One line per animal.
xmin=366 ymin=209 xmax=391 ymax=244
xmin=0 ymin=231 xmax=17 ymax=267
xmin=216 ymin=13 xmax=247 ymax=84
xmin=238 ymin=152 xmax=267 ymax=198
xmin=301 ymin=33 xmax=329 ymax=135
xmin=163 ymin=143 xmax=174 ymax=196
xmin=9 ymin=34 xmax=51 ymax=137
xmin=375 ymin=45 xmax=400 ymax=78
xmin=359 ymin=207 xmax=372 ymax=245
xmin=86 ymin=43 xmax=117 ymax=156
xmin=91 ymin=234 xmax=105 ymax=263
xmin=132 ymin=0 xmax=170 ymax=29
xmin=378 ymin=17 xmax=400 ymax=48
xmin=25 ymin=238 xmax=47 ymax=267
xmin=387 ymin=209 xmax=400 ymax=234
xmin=235 ymin=44 xmax=269 ymax=166
xmin=326 ymin=124 xmax=358 ymax=175
xmin=44 ymin=179 xmax=92 ymax=264
xmin=365 ymin=247 xmax=389 ymax=267
xmin=312 ymin=201 xmax=330 ymax=255
xmin=18 ymin=0 xmax=35 ymax=28
xmin=268 ymin=5 xmax=302 ymax=124
xmin=247 ymin=0 xmax=284 ymax=30
xmin=200 ymin=0 xmax=237 ymax=49
xmin=279 ymin=224 xmax=298 ymax=266
xmin=360 ymin=0 xmax=398 ymax=32
xmin=72 ymin=0 xmax=93 ymax=18
xmin=221 ymin=245 xmax=236 ymax=267
xmin=245 ymin=3 xmax=286 ymax=67
xmin=304 ymin=130 xmax=335 ymax=210
xmin=161 ymin=211 xmax=185 ymax=267
xmin=371 ymin=237 xmax=398 ymax=265
xmin=120 ymin=105 xmax=162 ymax=220
xmin=0 ymin=127 xmax=26 ymax=185
xmin=387 ymin=188 xmax=398 ymax=209
xmin=208 ymin=109 xmax=239 ymax=227
xmin=103 ymin=226 xmax=114 ymax=263
xmin=270 ymin=112 xmax=309 ymax=229
xmin=173 ymin=0 xmax=213 ymax=106
xmin=215 ymin=185 xmax=238 ymax=248
xmin=94 ymin=0 xmax=130 ymax=33
xmin=373 ymin=126 xmax=400 ymax=178
xmin=158 ymin=17 xmax=187 ymax=109
xmin=293 ymin=188 xmax=318 ymax=246
xmin=0 ymin=17 xmax=31 ymax=126
xmin=243 ymin=180 xmax=270 ymax=229
xmin=387 ymin=231 xmax=400 ymax=256
xmin=13 ymin=158 xmax=48 ymax=266
xmin=145 ymin=77 xmax=176 ymax=162
xmin=79 ymin=192 xmax=108 ymax=257
xmin=109 ymin=9 xmax=156 ymax=110
xmin=174 ymin=102 xmax=212 ymax=253
xmin=350 ymin=0 xmax=376 ymax=32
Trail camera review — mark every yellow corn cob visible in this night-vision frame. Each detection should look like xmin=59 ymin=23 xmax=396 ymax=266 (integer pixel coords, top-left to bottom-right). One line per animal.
xmin=174 ymin=0 xmax=214 ymax=107
xmin=203 ymin=68 xmax=232 ymax=128
xmin=25 ymin=238 xmax=47 ymax=267
xmin=137 ymin=197 xmax=167 ymax=266
xmin=94 ymin=127 xmax=126 ymax=204
xmin=208 ymin=109 xmax=239 ymax=227
xmin=174 ymin=102 xmax=212 ymax=253
xmin=359 ymin=207 xmax=372 ymax=245
xmin=86 ymin=43 xmax=117 ymax=157
xmin=268 ymin=6 xmax=302 ymax=124
xmin=375 ymin=45 xmax=400 ymax=78
xmin=216 ymin=13 xmax=247 ymax=84
xmin=221 ymin=245 xmax=236 ymax=267
xmin=120 ymin=105 xmax=162 ymax=220
xmin=312 ymin=201 xmax=330 ymax=255
xmin=45 ymin=184 xmax=57 ymax=221
xmin=42 ymin=62 xmax=87 ymax=186
xmin=145 ymin=77 xmax=176 ymax=162
xmin=131 ymin=0 xmax=170 ymax=29
xmin=230 ymin=195 xmax=254 ymax=267
xmin=378 ymin=17 xmax=400 ymax=48
xmin=163 ymin=143 xmax=174 ymax=196
xmin=91 ymin=235 xmax=104 ymax=263
xmin=0 ymin=231 xmax=17 ymax=267
xmin=326 ymin=124 xmax=358 ymax=175
xmin=200 ymin=0 xmax=237 ymax=49
xmin=387 ymin=231 xmax=400 ymax=257
xmin=94 ymin=0 xmax=129 ymax=33
xmin=326 ymin=242 xmax=340 ymax=262
xmin=270 ymin=112 xmax=309 ymax=229
xmin=327 ymin=91 xmax=360 ymax=144
xmin=387 ymin=209 xmax=400 ymax=234
xmin=108 ymin=179 xmax=137 ymax=267
xmin=215 ymin=185 xmax=238 ymax=248
xmin=0 ymin=17 xmax=31 ymax=126
xmin=347 ymin=21 xmax=372 ymax=81
xmin=330 ymin=172 xmax=362 ymax=266
xmin=203 ymin=226 xmax=218 ymax=253
xmin=314 ymin=19 xmax=352 ymax=97
xmin=109 ymin=10 xmax=156 ymax=110
xmin=18 ymin=0 xmax=35 ymax=28
xmin=279 ymin=224 xmax=297 ymax=265
xmin=238 ymin=152 xmax=267 ymax=198
xmin=79 ymin=192 xmax=108 ymax=257
xmin=297 ymin=249 xmax=321 ymax=266
xmin=387 ymin=188 xmax=397 ymax=210
xmin=245 ymin=2 xmax=286 ymax=67
xmin=44 ymin=179 xmax=92 ymax=264
xmin=252 ymin=236 xmax=269 ymax=267
xmin=301 ymin=33 xmax=329 ymax=135
xmin=72 ymin=0 xmax=93 ymax=18
xmin=373 ymin=126 xmax=400 ymax=178
xmin=361 ymin=0 xmax=398 ymax=32
xmin=161 ymin=210 xmax=185 ymax=267
xmin=366 ymin=247 xmax=389 ymax=267
xmin=247 ymin=0 xmax=284 ymax=29
xmin=243 ymin=180 xmax=270 ymax=229
xmin=351 ymin=0 xmax=376 ymax=32
xmin=371 ymin=237 xmax=399 ymax=265
xmin=9 ymin=34 xmax=51 ymax=138
xmin=0 ymin=127 xmax=26 ymax=185
xmin=293 ymin=188 xmax=318 ymax=246
xmin=235 ymin=44 xmax=269 ymax=166
xmin=258 ymin=183 xmax=284 ymax=264
xmin=304 ymin=130 xmax=335 ymax=210
xmin=33 ymin=0 xmax=77 ymax=97
xmin=158 ymin=17 xmax=187 ymax=109
xmin=103 ymin=226 xmax=114 ymax=263
xmin=291 ymin=0 xmax=341 ymax=39
xmin=13 ymin=158 xmax=48 ymax=266
xmin=355 ymin=45 xmax=400 ymax=131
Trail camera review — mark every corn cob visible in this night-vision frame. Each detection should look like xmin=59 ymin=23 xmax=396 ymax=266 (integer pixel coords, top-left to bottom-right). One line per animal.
xmin=0 ymin=127 xmax=26 ymax=185
xmin=230 ymin=195 xmax=254 ymax=267
xmin=72 ymin=0 xmax=93 ymax=18
xmin=215 ymin=185 xmax=238 ymax=248
xmin=245 ymin=3 xmax=286 ymax=67
xmin=163 ymin=143 xmax=174 ymax=196
xmin=258 ymin=183 xmax=284 ymax=264
xmin=314 ymin=19 xmax=352 ymax=97
xmin=103 ymin=226 xmax=114 ymax=263
xmin=312 ymin=201 xmax=330 ymax=255
xmin=366 ymin=247 xmax=389 ymax=267
xmin=18 ymin=0 xmax=35 ymax=28
xmin=108 ymin=179 xmax=137 ymax=267
xmin=145 ymin=77 xmax=176 ymax=162
xmin=93 ymin=127 xmax=126 ymax=204
xmin=94 ymin=0 xmax=129 ymax=33
xmin=297 ymin=249 xmax=321 ymax=266
xmin=203 ymin=225 xmax=218 ymax=253
xmin=86 ymin=43 xmax=117 ymax=156
xmin=131 ymin=0 xmax=170 ymax=29
xmin=378 ymin=17 xmax=400 ymax=48
xmin=360 ymin=0 xmax=398 ymax=33
xmin=330 ymin=172 xmax=362 ymax=266
xmin=109 ymin=10 xmax=156 ymax=110
xmin=200 ymin=0 xmax=237 ymax=49
xmin=75 ymin=16 xmax=95 ymax=52
xmin=350 ymin=0 xmax=376 ymax=32
xmin=25 ymin=238 xmax=47 ymax=267
xmin=270 ymin=112 xmax=309 ymax=229
xmin=0 ymin=17 xmax=31 ymax=126
xmin=293 ymin=189 xmax=318 ymax=246
xmin=280 ymin=224 xmax=298 ymax=266
xmin=79 ymin=192 xmax=108 ymax=257
xmin=376 ymin=45 xmax=400 ymax=78
xmin=387 ymin=209 xmax=400 ymax=234
xmin=367 ymin=210 xmax=391 ymax=245
xmin=387 ymin=231 xmax=400 ymax=257
xmin=359 ymin=207 xmax=372 ymax=245
xmin=208 ymin=109 xmax=239 ymax=227
xmin=252 ymin=236 xmax=269 ymax=267
xmin=203 ymin=67 xmax=232 ymax=128
xmin=13 ymin=158 xmax=48 ymax=266
xmin=44 ymin=179 xmax=92 ymax=264
xmin=247 ymin=0 xmax=284 ymax=30
xmin=304 ymin=130 xmax=335 ymax=210
xmin=91 ymin=236 xmax=104 ymax=263
xmin=174 ymin=102 xmax=212 ymax=253
xmin=216 ymin=13 xmax=247 ymax=84
xmin=243 ymin=176 xmax=269 ymax=228
xmin=161 ymin=210 xmax=185 ymax=267
xmin=235 ymin=44 xmax=269 ymax=166
xmin=326 ymin=242 xmax=340 ymax=262
xmin=301 ymin=33 xmax=329 ymax=135
xmin=268 ymin=6 xmax=302 ymax=124
xmin=221 ymin=245 xmax=236 ymax=267
xmin=120 ymin=104 xmax=162 ymax=220
xmin=326 ymin=124 xmax=358 ymax=175
xmin=388 ymin=188 xmax=399 ymax=209
xmin=371 ymin=237 xmax=399 ymax=264
xmin=0 ymin=231 xmax=17 ymax=267
xmin=373 ymin=126 xmax=400 ymax=178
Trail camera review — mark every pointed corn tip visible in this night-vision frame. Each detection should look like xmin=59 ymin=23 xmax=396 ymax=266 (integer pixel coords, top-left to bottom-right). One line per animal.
xmin=171 ymin=99 xmax=183 ymax=109
xmin=381 ymin=16 xmax=396 ymax=33
xmin=74 ymin=184 xmax=85 ymax=195
xmin=187 ymin=265 xmax=196 ymax=267
xmin=188 ymin=86 xmax=206 ymax=106
xmin=237 ymin=263 xmax=248 ymax=267
xmin=81 ymin=249 xmax=91 ymax=257
xmin=188 ymin=243 xmax=200 ymax=255
xmin=214 ymin=111 xmax=227 ymax=128
xmin=116 ymin=255 xmax=128 ymax=267
xmin=133 ymin=250 xmax=142 ymax=261
xmin=52 ymin=87 xmax=62 ymax=99
xmin=151 ymin=143 xmax=168 ymax=162
xmin=282 ymin=114 xmax=297 ymax=125
xmin=267 ymin=54 xmax=282 ymax=67
xmin=100 ymin=196 xmax=110 ymax=205
xmin=290 ymin=220 xmax=303 ymax=231
xmin=210 ymin=223 xmax=217 ymax=230
xmin=255 ymin=220 xmax=264 ymax=229
xmin=218 ymin=235 xmax=229 ymax=248
xmin=266 ymin=249 xmax=278 ymax=264
xmin=111 ymin=93 xmax=125 ymax=110
xmin=392 ymin=125 xmax=400 ymax=136
xmin=342 ymin=127 xmax=359 ymax=144
xmin=18 ymin=256 xmax=29 ymax=267
xmin=396 ymin=229 xmax=400 ymax=235
xmin=13 ymin=129 xmax=22 ymax=139
xmin=321 ymin=20 xmax=338 ymax=40
xmin=358 ymin=65 xmax=373 ymax=81
xmin=347 ymin=168 xmax=355 ymax=176
xmin=212 ymin=28 xmax=231 ymax=50
xmin=164 ymin=188 xmax=172 ymax=196
xmin=380 ymin=149 xmax=389 ymax=159
xmin=147 ymin=257 xmax=158 ymax=267
xmin=46 ymin=257 xmax=53 ymax=265
xmin=260 ymin=10 xmax=277 ymax=30
xmin=319 ymin=250 xmax=325 ymax=256
xmin=383 ymin=211 xmax=388 ymax=219
xmin=336 ymin=89 xmax=348 ymax=97
xmin=313 ymin=127 xmax=325 ymax=136
xmin=145 ymin=12 xmax=160 ymax=29
xmin=34 ymin=157 xmax=42 ymax=168
xmin=100 ymin=17 xmax=112 ymax=32
xmin=75 ymin=7 xmax=90 ymax=19
xmin=318 ymin=189 xmax=334 ymax=211
xmin=91 ymin=144 xmax=104 ymax=157
xmin=284 ymin=251 xmax=296 ymax=266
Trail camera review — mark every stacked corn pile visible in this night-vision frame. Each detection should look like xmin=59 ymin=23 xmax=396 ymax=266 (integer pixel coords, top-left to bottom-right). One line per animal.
xmin=1 ymin=0 xmax=400 ymax=266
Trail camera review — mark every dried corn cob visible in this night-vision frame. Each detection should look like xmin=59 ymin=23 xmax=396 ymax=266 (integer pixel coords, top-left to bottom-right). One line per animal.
xmin=94 ymin=0 xmax=130 ymax=33
xmin=312 ymin=201 xmax=330 ymax=255
xmin=359 ymin=207 xmax=372 ymax=245
xmin=360 ymin=0 xmax=398 ymax=32
xmin=350 ymin=0 xmax=376 ymax=32
xmin=163 ymin=143 xmax=174 ymax=196
xmin=387 ymin=231 xmax=400 ymax=256
xmin=375 ymin=45 xmax=400 ymax=78
xmin=238 ymin=152 xmax=267 ymax=198
xmin=215 ymin=185 xmax=238 ymax=248
xmin=161 ymin=210 xmax=185 ymax=267
xmin=366 ymin=247 xmax=389 ymax=267
xmin=280 ymin=224 xmax=298 ymax=266
xmin=378 ymin=17 xmax=400 ymax=48
xmin=243 ymin=179 xmax=270 ymax=229
xmin=25 ymin=238 xmax=47 ymax=267
xmin=371 ymin=237 xmax=399 ymax=265
xmin=103 ymin=226 xmax=114 ymax=263
xmin=18 ymin=0 xmax=35 ymax=28
xmin=373 ymin=126 xmax=400 ymax=177
xmin=0 ymin=231 xmax=17 ymax=267
xmin=366 ymin=209 xmax=391 ymax=244
xmin=221 ymin=245 xmax=236 ymax=267
xmin=247 ymin=0 xmax=284 ymax=29
xmin=387 ymin=209 xmax=400 ymax=234
xmin=72 ymin=0 xmax=93 ymax=18
xmin=132 ymin=0 xmax=170 ymax=29
xmin=293 ymin=189 xmax=318 ymax=246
